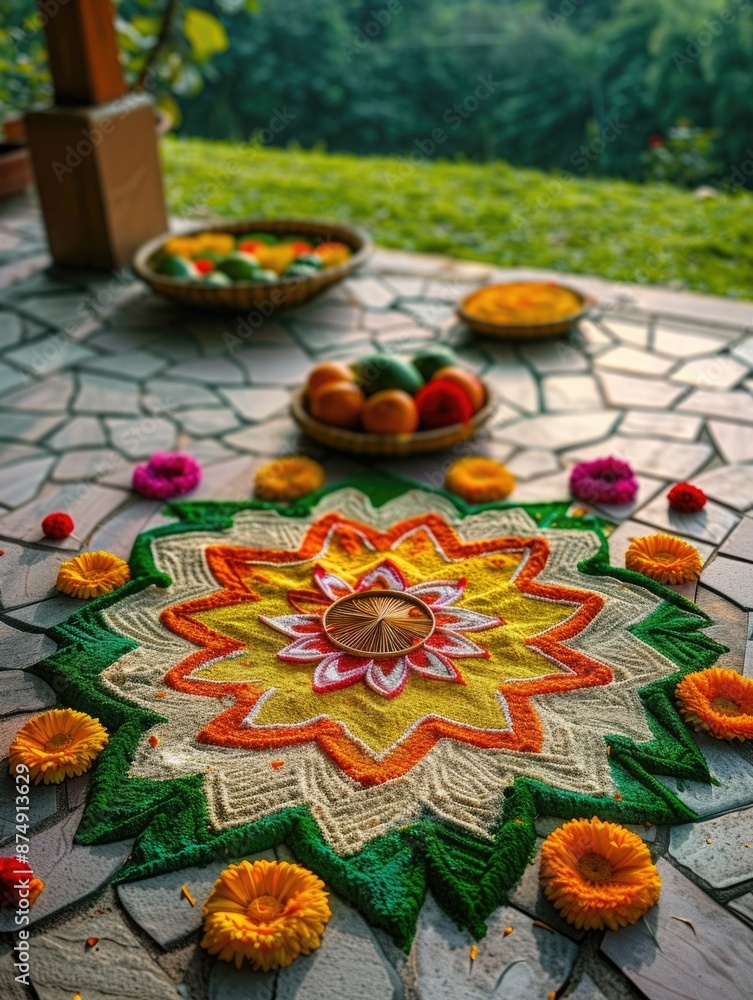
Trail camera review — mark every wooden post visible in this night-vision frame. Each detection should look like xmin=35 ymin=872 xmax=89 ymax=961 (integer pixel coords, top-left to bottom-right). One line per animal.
xmin=26 ymin=0 xmax=168 ymax=269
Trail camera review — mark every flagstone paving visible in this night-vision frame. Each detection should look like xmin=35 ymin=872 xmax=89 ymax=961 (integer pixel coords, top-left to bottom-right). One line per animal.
xmin=1 ymin=192 xmax=753 ymax=999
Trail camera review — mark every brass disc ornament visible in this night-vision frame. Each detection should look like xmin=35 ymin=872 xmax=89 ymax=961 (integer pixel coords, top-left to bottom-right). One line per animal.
xmin=322 ymin=590 xmax=435 ymax=658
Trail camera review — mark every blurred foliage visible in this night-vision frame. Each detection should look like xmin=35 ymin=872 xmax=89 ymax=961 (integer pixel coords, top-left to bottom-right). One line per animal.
xmin=644 ymin=121 xmax=722 ymax=187
xmin=163 ymin=136 xmax=753 ymax=297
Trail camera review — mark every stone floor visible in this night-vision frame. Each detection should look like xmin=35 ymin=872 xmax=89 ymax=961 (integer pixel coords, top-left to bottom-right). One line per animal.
xmin=1 ymin=192 xmax=753 ymax=1000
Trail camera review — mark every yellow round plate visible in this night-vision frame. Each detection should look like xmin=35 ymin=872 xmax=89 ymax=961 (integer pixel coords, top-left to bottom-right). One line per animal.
xmin=458 ymin=281 xmax=595 ymax=340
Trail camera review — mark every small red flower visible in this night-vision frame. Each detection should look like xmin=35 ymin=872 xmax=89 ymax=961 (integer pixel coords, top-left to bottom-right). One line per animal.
xmin=415 ymin=379 xmax=474 ymax=429
xmin=648 ymin=134 xmax=664 ymax=148
xmin=667 ymin=482 xmax=707 ymax=514
xmin=194 ymin=258 xmax=215 ymax=274
xmin=0 ymin=858 xmax=44 ymax=908
xmin=41 ymin=512 xmax=74 ymax=539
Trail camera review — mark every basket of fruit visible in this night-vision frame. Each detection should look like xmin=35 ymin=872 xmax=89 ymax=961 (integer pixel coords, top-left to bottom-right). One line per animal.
xmin=458 ymin=280 xmax=593 ymax=339
xmin=292 ymin=347 xmax=495 ymax=457
xmin=132 ymin=218 xmax=373 ymax=312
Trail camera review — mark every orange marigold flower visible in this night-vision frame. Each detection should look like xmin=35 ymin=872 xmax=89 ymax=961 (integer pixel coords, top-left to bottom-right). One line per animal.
xmin=445 ymin=456 xmax=515 ymax=504
xmin=254 ymin=457 xmax=325 ymax=502
xmin=539 ymin=817 xmax=661 ymax=931
xmin=9 ymin=708 xmax=109 ymax=784
xmin=56 ymin=550 xmax=130 ymax=599
xmin=201 ymin=859 xmax=331 ymax=971
xmin=676 ymin=667 xmax=753 ymax=742
xmin=624 ymin=533 xmax=702 ymax=584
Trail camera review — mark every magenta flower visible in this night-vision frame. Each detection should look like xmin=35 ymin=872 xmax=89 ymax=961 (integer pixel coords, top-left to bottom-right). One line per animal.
xmin=569 ymin=456 xmax=638 ymax=506
xmin=132 ymin=452 xmax=202 ymax=499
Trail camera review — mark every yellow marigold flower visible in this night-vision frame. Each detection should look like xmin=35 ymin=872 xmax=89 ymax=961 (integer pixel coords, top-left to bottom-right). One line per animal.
xmin=254 ymin=457 xmax=325 ymax=502
xmin=540 ymin=817 xmax=661 ymax=931
xmin=676 ymin=667 xmax=753 ymax=742
xmin=201 ymin=859 xmax=331 ymax=971
xmin=624 ymin=532 xmax=702 ymax=584
xmin=9 ymin=709 xmax=109 ymax=784
xmin=56 ymin=550 xmax=131 ymax=599
xmin=445 ymin=456 xmax=515 ymax=504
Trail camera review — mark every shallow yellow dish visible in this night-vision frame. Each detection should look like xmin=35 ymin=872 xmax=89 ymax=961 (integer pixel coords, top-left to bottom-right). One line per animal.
xmin=458 ymin=281 xmax=593 ymax=339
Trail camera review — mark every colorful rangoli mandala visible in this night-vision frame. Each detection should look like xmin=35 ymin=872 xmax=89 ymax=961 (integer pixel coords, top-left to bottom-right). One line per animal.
xmin=40 ymin=478 xmax=725 ymax=946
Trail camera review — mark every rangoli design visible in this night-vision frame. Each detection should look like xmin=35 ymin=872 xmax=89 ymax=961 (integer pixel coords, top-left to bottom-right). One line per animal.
xmin=36 ymin=477 xmax=726 ymax=946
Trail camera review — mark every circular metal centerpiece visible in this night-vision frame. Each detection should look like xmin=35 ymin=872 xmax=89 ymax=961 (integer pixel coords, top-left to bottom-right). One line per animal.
xmin=322 ymin=590 xmax=435 ymax=659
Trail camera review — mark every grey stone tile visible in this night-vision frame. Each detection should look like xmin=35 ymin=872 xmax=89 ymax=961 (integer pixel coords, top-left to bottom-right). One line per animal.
xmin=693 ymin=463 xmax=753 ymax=512
xmin=165 ymin=355 xmax=246 ymax=384
xmin=671 ymin=355 xmax=747 ymax=390
xmin=0 ymin=621 xmax=55 ymax=668
xmin=654 ymin=324 xmax=727 ymax=357
xmin=294 ymin=322 xmax=371 ymax=350
xmin=505 ymin=449 xmax=560 ymax=482
xmin=224 ymin=416 xmax=306 ymax=456
xmin=494 ymin=411 xmax=619 ymax=450
xmin=485 ymin=363 xmax=539 ymax=414
xmin=0 ymin=767 xmax=56 ymax=841
xmin=669 ymin=807 xmax=753 ymax=888
xmin=0 ymin=310 xmax=23 ymax=349
xmin=87 ymin=326 xmax=161 ymax=353
xmin=596 ymin=345 xmax=675 ymax=376
xmin=177 ymin=406 xmax=240 ymax=437
xmin=708 ymin=420 xmax=753 ymax=464
xmin=0 ymin=361 xmax=27 ymax=393
xmin=599 ymin=318 xmax=648 ymax=347
xmin=719 ymin=515 xmax=753 ymax=561
xmin=507 ymin=842 xmax=585 ymax=940
xmin=48 ymin=416 xmax=106 ymax=450
xmin=144 ymin=377 xmax=220 ymax=412
xmin=81 ymin=349 xmax=167 ymax=380
xmin=0 ymin=413 xmax=64 ymax=443
xmin=220 ymin=386 xmax=290 ymax=422
xmin=0 ymin=455 xmax=54 ymax=506
xmin=657 ymin=732 xmax=753 ymax=818
xmin=301 ymin=302 xmax=362 ymax=329
xmin=693 ymin=586 xmax=750 ymax=671
xmin=678 ymin=388 xmax=753 ymax=423
xmin=29 ymin=908 xmax=176 ymax=999
xmin=383 ymin=275 xmax=426 ymax=297
xmin=619 ymin=410 xmax=702 ymax=441
xmin=507 ymin=469 xmax=573 ymax=502
xmin=729 ymin=892 xmax=753 ymax=927
xmin=0 ymin=541 xmax=68 ymax=609
xmin=0 ymin=443 xmax=45 ymax=468
xmin=0 ymin=482 xmax=128 ymax=549
xmin=0 ymin=372 xmax=74 ymax=410
xmin=519 ymin=340 xmax=589 ymax=373
xmin=0 ymin=710 xmax=35 ymax=760
xmin=562 ymin=972 xmax=611 ymax=1000
xmin=344 ymin=276 xmax=396 ymax=309
xmin=236 ymin=343 xmax=313 ymax=386
xmin=631 ymin=493 xmax=739 ymax=545
xmin=363 ymin=309 xmax=420 ymax=331
xmin=731 ymin=336 xmax=753 ymax=368
xmin=51 ymin=447 xmax=122 ymax=482
xmin=88 ymin=498 xmax=161 ymax=559
xmin=542 ymin=374 xmax=602 ymax=411
xmin=178 ymin=437 xmax=236 ymax=466
xmin=597 ymin=370 xmax=687 ymax=409
xmin=564 ymin=434 xmax=713 ymax=482
xmin=74 ymin=373 xmax=141 ymax=415
xmin=188 ymin=454 xmax=266 ymax=501
xmin=4 ymin=338 xmax=96 ymax=375
xmin=15 ymin=292 xmax=92 ymax=327
xmin=575 ymin=318 xmax=613 ymax=353
xmin=602 ymin=859 xmax=753 ymax=1000
xmin=414 ymin=894 xmax=578 ymax=1000
xmin=0 ymin=670 xmax=56 ymax=716
xmin=398 ymin=300 xmax=454 ymax=328
xmin=209 ymin=962 xmax=275 ymax=1000
xmin=106 ymin=416 xmax=176 ymax=458
xmin=374 ymin=324 xmax=435 ymax=348
xmin=699 ymin=554 xmax=753 ymax=609
xmin=4 ymin=595 xmax=80 ymax=629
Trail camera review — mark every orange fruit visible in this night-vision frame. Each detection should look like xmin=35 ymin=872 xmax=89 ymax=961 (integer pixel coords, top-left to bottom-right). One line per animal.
xmin=432 ymin=366 xmax=485 ymax=412
xmin=309 ymin=380 xmax=364 ymax=428
xmin=361 ymin=389 xmax=419 ymax=435
xmin=306 ymin=361 xmax=355 ymax=397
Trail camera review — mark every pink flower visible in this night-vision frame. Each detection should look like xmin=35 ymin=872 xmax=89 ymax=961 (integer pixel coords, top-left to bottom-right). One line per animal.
xmin=260 ymin=559 xmax=502 ymax=699
xmin=132 ymin=452 xmax=202 ymax=499
xmin=569 ymin=456 xmax=638 ymax=506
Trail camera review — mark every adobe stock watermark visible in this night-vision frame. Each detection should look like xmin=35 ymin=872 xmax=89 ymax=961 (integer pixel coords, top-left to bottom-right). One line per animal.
xmin=673 ymin=0 xmax=750 ymax=71
xmin=341 ymin=0 xmax=413 ymax=62
xmin=12 ymin=762 xmax=33 ymax=986
xmin=383 ymin=74 xmax=501 ymax=187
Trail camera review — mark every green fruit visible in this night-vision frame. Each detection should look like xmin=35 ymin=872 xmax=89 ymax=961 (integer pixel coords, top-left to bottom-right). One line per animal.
xmin=236 ymin=232 xmax=278 ymax=245
xmin=155 ymin=254 xmax=201 ymax=280
xmin=412 ymin=346 xmax=458 ymax=380
xmin=252 ymin=269 xmax=280 ymax=283
xmin=294 ymin=253 xmax=324 ymax=270
xmin=203 ymin=271 xmax=232 ymax=287
xmin=217 ymin=252 xmax=262 ymax=280
xmin=354 ymin=355 xmax=424 ymax=397
xmin=285 ymin=263 xmax=321 ymax=278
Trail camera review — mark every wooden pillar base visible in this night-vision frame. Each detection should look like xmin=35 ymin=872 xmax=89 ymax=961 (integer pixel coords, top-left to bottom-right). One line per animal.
xmin=26 ymin=94 xmax=168 ymax=270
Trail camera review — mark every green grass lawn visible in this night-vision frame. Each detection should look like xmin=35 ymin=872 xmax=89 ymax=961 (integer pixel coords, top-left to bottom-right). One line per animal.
xmin=162 ymin=137 xmax=753 ymax=299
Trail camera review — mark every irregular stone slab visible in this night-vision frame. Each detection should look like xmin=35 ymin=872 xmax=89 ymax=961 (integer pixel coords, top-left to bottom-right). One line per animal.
xmin=520 ymin=340 xmax=589 ymax=374
xmin=619 ymin=409 xmax=703 ymax=441
xmin=106 ymin=416 xmax=176 ymax=458
xmin=15 ymin=292 xmax=95 ymax=327
xmin=165 ymin=356 xmax=246 ymax=384
xmin=672 ymin=355 xmax=747 ymax=390
xmin=692 ymin=586 xmax=749 ymax=672
xmin=693 ymin=463 xmax=753 ymax=512
xmin=700 ymin=554 xmax=753 ymax=609
xmin=0 ymin=412 xmax=64 ymax=443
xmin=632 ymin=493 xmax=739 ymax=545
xmin=224 ymin=417 xmax=308 ymax=456
xmin=511 ymin=469 xmax=572 ymax=502
xmin=344 ymin=276 xmax=396 ymax=309
xmin=596 ymin=345 xmax=675 ymax=377
xmin=601 ymin=858 xmax=753 ymax=1000
xmin=542 ymin=374 xmax=602 ymax=411
xmin=0 ymin=541 xmax=68 ymax=610
xmin=0 ymin=310 xmax=23 ymax=348
xmin=29 ymin=909 xmax=179 ymax=1000
xmin=1 ymin=373 xmax=74 ymax=412
xmin=732 ymin=337 xmax=753 ymax=368
xmin=276 ymin=895 xmax=402 ymax=1000
xmin=144 ymin=377 xmax=220 ymax=411
xmin=708 ymin=420 xmax=753 ymax=464
xmin=485 ymin=363 xmax=539 ymax=414
xmin=414 ymin=894 xmax=577 ymax=1000
xmin=0 ymin=456 xmax=54 ymax=506
xmin=597 ymin=370 xmax=687 ymax=410
xmin=0 ymin=361 xmax=27 ymax=393
xmin=669 ymin=807 xmax=753 ymax=888
xmin=657 ymin=731 xmax=753 ymax=818
xmin=88 ymin=498 xmax=161 ymax=559
xmin=564 ymin=972 xmax=611 ymax=999
xmin=575 ymin=318 xmax=613 ymax=353
xmin=0 ymin=670 xmax=56 ymax=715
xmin=0 ymin=482 xmax=128 ymax=549
xmin=0 ymin=766 xmax=56 ymax=841
xmin=495 ymin=411 xmax=618 ymax=450
xmin=209 ymin=961 xmax=276 ymax=1000
xmin=564 ymin=435 xmax=713 ymax=481
xmin=236 ymin=344 xmax=312 ymax=386
xmin=678 ymin=388 xmax=753 ymax=423
xmin=505 ymin=449 xmax=559 ymax=482
xmin=82 ymin=349 xmax=167 ymax=380
xmin=0 ymin=711 xmax=35 ymax=760
xmin=51 ymin=448 xmax=122 ymax=482
xmin=0 ymin=443 xmax=45 ymax=468
xmin=300 ymin=302 xmax=362 ymax=329
xmin=75 ymin=373 xmax=140 ymax=415
xmin=178 ymin=407 xmax=239 ymax=436
xmin=0 ymin=621 xmax=55 ymax=669
xmin=220 ymin=386 xmax=290 ymax=422
xmin=117 ymin=850 xmax=274 ymax=949
xmin=729 ymin=892 xmax=753 ymax=927
xmin=507 ymin=842 xmax=585 ymax=940
xmin=600 ymin=319 xmax=648 ymax=347
xmin=719 ymin=516 xmax=753 ymax=561
xmin=654 ymin=324 xmax=726 ymax=358
xmin=47 ymin=416 xmax=106 ymax=451
xmin=4 ymin=338 xmax=97 ymax=375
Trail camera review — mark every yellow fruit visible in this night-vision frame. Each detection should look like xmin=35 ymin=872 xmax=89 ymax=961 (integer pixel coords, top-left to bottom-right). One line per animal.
xmin=361 ymin=389 xmax=419 ymax=435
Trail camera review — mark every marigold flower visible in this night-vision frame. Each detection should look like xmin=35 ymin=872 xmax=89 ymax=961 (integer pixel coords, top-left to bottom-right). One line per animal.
xmin=445 ymin=456 xmax=515 ymax=503
xmin=540 ymin=817 xmax=661 ymax=931
xmin=201 ymin=859 xmax=331 ymax=970
xmin=676 ymin=667 xmax=753 ymax=741
xmin=624 ymin=533 xmax=702 ymax=584
xmin=132 ymin=452 xmax=202 ymax=499
xmin=569 ymin=457 xmax=638 ymax=506
xmin=9 ymin=708 xmax=109 ymax=784
xmin=254 ymin=457 xmax=325 ymax=502
xmin=667 ymin=482 xmax=706 ymax=514
xmin=56 ymin=550 xmax=130 ymax=599
xmin=0 ymin=858 xmax=44 ymax=908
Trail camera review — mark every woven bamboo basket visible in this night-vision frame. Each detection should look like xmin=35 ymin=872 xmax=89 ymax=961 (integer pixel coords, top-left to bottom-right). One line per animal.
xmin=458 ymin=282 xmax=595 ymax=340
xmin=291 ymin=384 xmax=495 ymax=457
xmin=132 ymin=218 xmax=373 ymax=312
